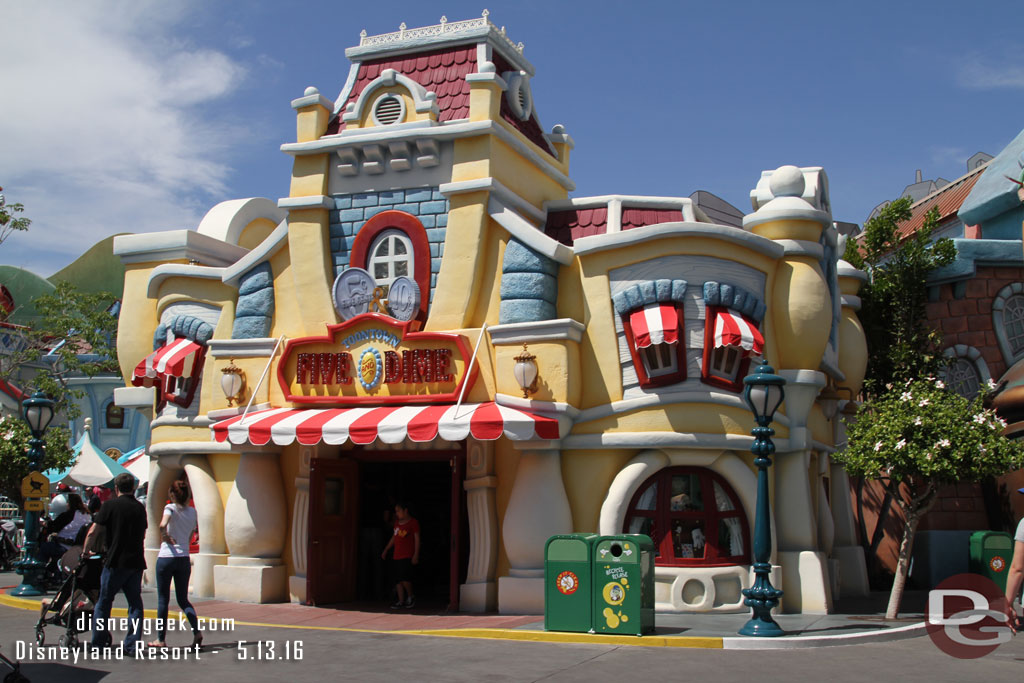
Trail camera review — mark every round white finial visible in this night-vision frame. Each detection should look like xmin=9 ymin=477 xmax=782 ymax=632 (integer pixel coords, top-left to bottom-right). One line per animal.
xmin=304 ymin=86 xmax=319 ymax=97
xmin=770 ymin=165 xmax=805 ymax=198
xmin=482 ymin=9 xmax=490 ymax=18
xmin=84 ymin=417 xmax=92 ymax=434
xmin=551 ymin=124 xmax=566 ymax=134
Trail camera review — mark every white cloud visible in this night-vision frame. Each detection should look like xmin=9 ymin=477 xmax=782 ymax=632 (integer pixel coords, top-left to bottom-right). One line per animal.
xmin=956 ymin=54 xmax=1024 ymax=90
xmin=0 ymin=1 xmax=249 ymax=275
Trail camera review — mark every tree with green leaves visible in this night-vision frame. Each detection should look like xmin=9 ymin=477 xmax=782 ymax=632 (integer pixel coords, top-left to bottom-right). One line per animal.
xmin=0 ymin=187 xmax=31 ymax=248
xmin=843 ymin=196 xmax=957 ymax=392
xmin=0 ymin=415 xmax=73 ymax=503
xmin=0 ymin=280 xmax=120 ymax=420
xmin=840 ymin=196 xmax=962 ymax=585
xmin=835 ymin=377 xmax=1024 ymax=617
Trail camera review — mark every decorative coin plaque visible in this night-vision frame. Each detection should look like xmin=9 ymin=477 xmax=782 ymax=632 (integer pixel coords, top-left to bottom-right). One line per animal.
xmin=387 ymin=276 xmax=421 ymax=322
xmin=332 ymin=268 xmax=380 ymax=320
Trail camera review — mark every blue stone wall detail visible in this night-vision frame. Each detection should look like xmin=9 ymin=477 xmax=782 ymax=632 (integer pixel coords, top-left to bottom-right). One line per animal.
xmin=328 ymin=187 xmax=448 ymax=303
xmin=499 ymin=239 xmax=558 ymax=323
xmin=153 ymin=315 xmax=215 ymax=350
xmin=232 ymin=262 xmax=275 ymax=339
xmin=702 ymin=281 xmax=766 ymax=322
xmin=612 ymin=279 xmax=688 ymax=315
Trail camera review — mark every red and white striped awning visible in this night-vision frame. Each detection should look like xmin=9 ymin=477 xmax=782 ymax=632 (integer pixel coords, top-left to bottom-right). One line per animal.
xmin=713 ymin=310 xmax=764 ymax=356
xmin=629 ymin=304 xmax=679 ymax=348
xmin=131 ymin=338 xmax=203 ymax=388
xmin=211 ymin=402 xmax=563 ymax=447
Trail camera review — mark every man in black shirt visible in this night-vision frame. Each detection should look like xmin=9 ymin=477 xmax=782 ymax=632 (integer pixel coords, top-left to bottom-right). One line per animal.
xmin=84 ymin=472 xmax=147 ymax=652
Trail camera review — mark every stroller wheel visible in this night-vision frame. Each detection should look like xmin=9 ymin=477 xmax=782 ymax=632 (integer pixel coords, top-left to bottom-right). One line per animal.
xmin=35 ymin=626 xmax=44 ymax=646
xmin=69 ymin=633 xmax=80 ymax=649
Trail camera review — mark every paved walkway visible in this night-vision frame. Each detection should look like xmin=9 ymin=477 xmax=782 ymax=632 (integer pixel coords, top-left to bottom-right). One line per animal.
xmin=0 ymin=571 xmax=928 ymax=650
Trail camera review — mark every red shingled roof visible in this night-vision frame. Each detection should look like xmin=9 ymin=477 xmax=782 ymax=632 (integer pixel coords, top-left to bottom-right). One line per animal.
xmin=544 ymin=208 xmax=608 ymax=245
xmin=896 ymin=165 xmax=986 ymax=239
xmin=326 ymin=45 xmax=477 ymax=134
xmin=621 ymin=208 xmax=684 ymax=231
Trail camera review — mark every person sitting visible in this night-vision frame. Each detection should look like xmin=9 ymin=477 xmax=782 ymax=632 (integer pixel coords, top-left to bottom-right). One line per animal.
xmin=38 ymin=493 xmax=90 ymax=581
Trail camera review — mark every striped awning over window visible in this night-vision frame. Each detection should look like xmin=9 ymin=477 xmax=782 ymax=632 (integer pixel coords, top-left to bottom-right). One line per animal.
xmin=712 ymin=310 xmax=764 ymax=356
xmin=131 ymin=338 xmax=203 ymax=388
xmin=628 ymin=304 xmax=680 ymax=348
xmin=211 ymin=402 xmax=563 ymax=447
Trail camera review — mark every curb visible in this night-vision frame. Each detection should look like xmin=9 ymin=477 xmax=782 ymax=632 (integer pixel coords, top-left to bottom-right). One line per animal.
xmin=721 ymin=621 xmax=928 ymax=649
xmin=0 ymin=593 xmax=927 ymax=650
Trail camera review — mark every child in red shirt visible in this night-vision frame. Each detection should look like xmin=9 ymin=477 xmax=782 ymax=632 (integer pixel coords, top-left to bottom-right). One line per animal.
xmin=381 ymin=502 xmax=420 ymax=609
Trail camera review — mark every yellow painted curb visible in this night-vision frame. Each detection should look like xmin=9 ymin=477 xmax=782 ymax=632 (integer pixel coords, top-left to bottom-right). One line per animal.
xmin=394 ymin=628 xmax=724 ymax=649
xmin=1 ymin=594 xmax=724 ymax=647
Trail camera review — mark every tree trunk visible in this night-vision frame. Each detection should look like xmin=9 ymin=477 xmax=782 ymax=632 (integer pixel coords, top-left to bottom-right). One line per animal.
xmin=886 ymin=513 xmax=918 ymax=619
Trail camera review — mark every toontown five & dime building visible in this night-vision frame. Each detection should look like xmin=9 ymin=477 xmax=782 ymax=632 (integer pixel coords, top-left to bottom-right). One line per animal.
xmin=113 ymin=14 xmax=870 ymax=615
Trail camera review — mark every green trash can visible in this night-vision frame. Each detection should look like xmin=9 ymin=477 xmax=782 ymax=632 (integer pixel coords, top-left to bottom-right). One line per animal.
xmin=969 ymin=530 xmax=1014 ymax=591
xmin=592 ymin=535 xmax=655 ymax=636
xmin=545 ymin=534 xmax=598 ymax=632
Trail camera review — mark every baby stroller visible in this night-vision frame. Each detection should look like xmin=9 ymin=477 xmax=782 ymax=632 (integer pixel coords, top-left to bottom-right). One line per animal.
xmin=0 ymin=519 xmax=18 ymax=572
xmin=0 ymin=644 xmax=29 ymax=683
xmin=34 ymin=546 xmax=103 ymax=649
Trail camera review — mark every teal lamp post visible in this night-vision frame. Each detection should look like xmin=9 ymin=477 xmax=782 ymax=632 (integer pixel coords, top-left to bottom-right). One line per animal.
xmin=738 ymin=361 xmax=786 ymax=637
xmin=11 ymin=391 xmax=56 ymax=597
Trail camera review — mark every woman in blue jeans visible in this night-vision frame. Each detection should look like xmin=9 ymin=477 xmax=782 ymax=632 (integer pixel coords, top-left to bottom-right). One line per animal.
xmin=148 ymin=480 xmax=202 ymax=649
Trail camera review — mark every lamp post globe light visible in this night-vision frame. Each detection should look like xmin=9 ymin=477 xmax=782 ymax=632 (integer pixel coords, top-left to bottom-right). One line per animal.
xmin=11 ymin=391 xmax=56 ymax=597
xmin=739 ymin=360 xmax=786 ymax=637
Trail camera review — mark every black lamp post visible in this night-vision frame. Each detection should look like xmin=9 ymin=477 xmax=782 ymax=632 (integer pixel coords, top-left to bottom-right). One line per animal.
xmin=11 ymin=391 xmax=56 ymax=597
xmin=738 ymin=361 xmax=786 ymax=637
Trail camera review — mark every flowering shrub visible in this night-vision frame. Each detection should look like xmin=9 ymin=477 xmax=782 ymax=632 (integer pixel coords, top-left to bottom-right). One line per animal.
xmin=836 ymin=378 xmax=1024 ymax=485
xmin=0 ymin=414 xmax=73 ymax=503
xmin=834 ymin=377 xmax=1024 ymax=617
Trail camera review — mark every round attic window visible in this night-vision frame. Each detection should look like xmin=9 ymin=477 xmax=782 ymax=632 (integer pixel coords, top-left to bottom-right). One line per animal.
xmin=372 ymin=94 xmax=405 ymax=126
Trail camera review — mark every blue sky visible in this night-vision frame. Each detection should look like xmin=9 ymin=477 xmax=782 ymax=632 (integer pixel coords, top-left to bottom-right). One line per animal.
xmin=2 ymin=0 xmax=1023 ymax=275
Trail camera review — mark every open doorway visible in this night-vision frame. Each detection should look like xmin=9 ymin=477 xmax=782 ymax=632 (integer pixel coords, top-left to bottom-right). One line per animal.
xmin=307 ymin=449 xmax=467 ymax=611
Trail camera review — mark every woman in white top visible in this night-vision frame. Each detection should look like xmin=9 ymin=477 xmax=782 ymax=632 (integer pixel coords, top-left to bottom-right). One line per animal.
xmin=148 ymin=480 xmax=202 ymax=649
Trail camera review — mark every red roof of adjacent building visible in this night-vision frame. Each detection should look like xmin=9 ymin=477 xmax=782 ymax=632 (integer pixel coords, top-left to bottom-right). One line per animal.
xmin=543 ymin=205 xmax=688 ymax=245
xmin=621 ymin=208 xmax=685 ymax=231
xmin=544 ymin=208 xmax=608 ymax=245
xmin=895 ymin=164 xmax=986 ymax=239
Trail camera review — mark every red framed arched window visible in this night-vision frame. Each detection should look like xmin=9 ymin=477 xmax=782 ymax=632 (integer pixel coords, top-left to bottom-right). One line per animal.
xmin=351 ymin=210 xmax=431 ymax=321
xmin=623 ymin=467 xmax=749 ymax=567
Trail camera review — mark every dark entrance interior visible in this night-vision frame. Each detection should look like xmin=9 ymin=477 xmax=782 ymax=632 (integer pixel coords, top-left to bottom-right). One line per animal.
xmin=307 ymin=448 xmax=467 ymax=610
xmin=356 ymin=459 xmax=455 ymax=608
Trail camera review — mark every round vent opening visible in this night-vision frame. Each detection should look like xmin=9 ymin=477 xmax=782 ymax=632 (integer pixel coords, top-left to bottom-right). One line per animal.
xmin=374 ymin=95 xmax=403 ymax=125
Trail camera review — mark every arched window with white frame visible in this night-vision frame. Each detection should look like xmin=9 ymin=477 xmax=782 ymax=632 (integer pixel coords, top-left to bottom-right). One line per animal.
xmin=367 ymin=229 xmax=414 ymax=296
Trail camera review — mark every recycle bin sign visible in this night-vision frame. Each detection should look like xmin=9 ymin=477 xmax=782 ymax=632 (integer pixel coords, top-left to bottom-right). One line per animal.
xmin=592 ymin=535 xmax=655 ymax=636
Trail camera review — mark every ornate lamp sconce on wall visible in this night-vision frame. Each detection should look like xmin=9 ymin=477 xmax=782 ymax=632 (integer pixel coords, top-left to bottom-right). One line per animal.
xmin=221 ymin=359 xmax=247 ymax=407
xmin=513 ymin=344 xmax=539 ymax=399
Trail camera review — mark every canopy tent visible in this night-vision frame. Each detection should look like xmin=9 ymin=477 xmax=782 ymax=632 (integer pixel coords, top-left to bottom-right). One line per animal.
xmin=116 ymin=445 xmax=145 ymax=465
xmin=45 ymin=425 xmax=135 ymax=488
xmin=122 ymin=451 xmax=151 ymax=486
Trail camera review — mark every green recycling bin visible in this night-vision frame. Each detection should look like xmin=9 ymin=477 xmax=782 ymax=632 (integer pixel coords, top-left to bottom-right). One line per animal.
xmin=545 ymin=534 xmax=598 ymax=632
xmin=592 ymin=535 xmax=655 ymax=636
xmin=969 ymin=530 xmax=1014 ymax=591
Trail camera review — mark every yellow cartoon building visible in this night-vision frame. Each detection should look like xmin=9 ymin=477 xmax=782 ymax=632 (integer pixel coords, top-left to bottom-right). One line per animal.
xmin=113 ymin=14 xmax=870 ymax=615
